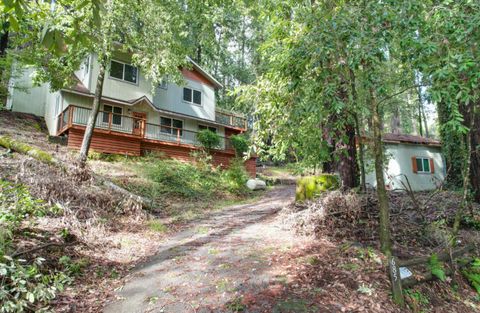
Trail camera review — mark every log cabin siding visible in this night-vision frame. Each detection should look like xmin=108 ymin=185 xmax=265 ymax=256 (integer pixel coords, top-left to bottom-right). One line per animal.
xmin=67 ymin=127 xmax=256 ymax=176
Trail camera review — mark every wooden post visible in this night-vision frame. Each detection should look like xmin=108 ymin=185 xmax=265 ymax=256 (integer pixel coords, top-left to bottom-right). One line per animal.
xmin=176 ymin=128 xmax=180 ymax=144
xmin=229 ymin=115 xmax=233 ymax=126
xmin=68 ymin=106 xmax=74 ymax=127
xmin=389 ymin=256 xmax=404 ymax=307
xmin=59 ymin=112 xmax=64 ymax=131
xmin=108 ymin=112 xmax=112 ymax=132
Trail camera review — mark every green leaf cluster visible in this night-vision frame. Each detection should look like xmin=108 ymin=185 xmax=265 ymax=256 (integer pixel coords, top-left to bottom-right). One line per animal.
xmin=427 ymin=254 xmax=446 ymax=282
xmin=196 ymin=129 xmax=221 ymax=152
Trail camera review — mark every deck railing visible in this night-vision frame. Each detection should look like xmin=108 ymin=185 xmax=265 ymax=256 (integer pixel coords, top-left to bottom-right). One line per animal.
xmin=215 ymin=110 xmax=247 ymax=129
xmin=57 ymin=105 xmax=233 ymax=151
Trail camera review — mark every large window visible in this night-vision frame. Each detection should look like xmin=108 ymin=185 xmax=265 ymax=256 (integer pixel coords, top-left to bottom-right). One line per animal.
xmin=160 ymin=117 xmax=183 ymax=136
xmin=183 ymin=87 xmax=202 ymax=105
xmin=103 ymin=105 xmax=123 ymax=125
xmin=109 ymin=60 xmax=138 ymax=84
xmin=415 ymin=157 xmax=431 ymax=173
xmin=198 ymin=125 xmax=217 ymax=133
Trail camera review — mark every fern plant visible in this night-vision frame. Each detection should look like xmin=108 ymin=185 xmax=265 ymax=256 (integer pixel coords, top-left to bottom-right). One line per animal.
xmin=462 ymin=258 xmax=480 ymax=294
xmin=427 ymin=254 xmax=446 ymax=282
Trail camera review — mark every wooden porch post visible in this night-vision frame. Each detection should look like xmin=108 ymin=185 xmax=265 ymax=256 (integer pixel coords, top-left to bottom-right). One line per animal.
xmin=176 ymin=128 xmax=180 ymax=144
xmin=68 ymin=106 xmax=74 ymax=127
xmin=108 ymin=112 xmax=112 ymax=133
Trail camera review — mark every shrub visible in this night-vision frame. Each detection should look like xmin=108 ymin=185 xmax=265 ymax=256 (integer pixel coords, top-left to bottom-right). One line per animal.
xmin=196 ymin=129 xmax=221 ymax=152
xmin=0 ymin=180 xmax=72 ymax=312
xmin=230 ymin=134 xmax=249 ymax=157
xmin=295 ymin=174 xmax=340 ymax=201
xmin=147 ymin=159 xmax=219 ymax=199
xmin=221 ymin=158 xmax=249 ymax=194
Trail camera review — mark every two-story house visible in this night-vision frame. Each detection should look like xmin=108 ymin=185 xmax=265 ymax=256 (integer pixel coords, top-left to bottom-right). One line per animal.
xmin=6 ymin=52 xmax=256 ymax=176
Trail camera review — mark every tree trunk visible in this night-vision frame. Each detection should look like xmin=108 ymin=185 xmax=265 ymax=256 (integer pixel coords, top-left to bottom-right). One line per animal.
xmin=470 ymin=105 xmax=480 ymax=203
xmin=371 ymin=88 xmax=392 ymax=254
xmin=337 ymin=123 xmax=358 ymax=188
xmin=77 ymin=55 xmax=108 ymax=166
xmin=416 ymin=86 xmax=423 ymax=136
xmin=0 ymin=28 xmax=8 ymax=57
xmin=348 ymin=68 xmax=365 ymax=191
xmin=355 ymin=113 xmax=366 ymax=191
xmin=452 ymin=103 xmax=475 ymax=240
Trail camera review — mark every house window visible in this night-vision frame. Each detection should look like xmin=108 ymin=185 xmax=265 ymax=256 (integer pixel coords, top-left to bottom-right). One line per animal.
xmin=414 ymin=157 xmax=432 ymax=173
xmin=183 ymin=87 xmax=202 ymax=105
xmin=198 ymin=125 xmax=217 ymax=133
xmin=160 ymin=117 xmax=183 ymax=136
xmin=103 ymin=105 xmax=123 ymax=125
xmin=109 ymin=60 xmax=138 ymax=84
xmin=159 ymin=79 xmax=168 ymax=89
xmin=84 ymin=56 xmax=90 ymax=76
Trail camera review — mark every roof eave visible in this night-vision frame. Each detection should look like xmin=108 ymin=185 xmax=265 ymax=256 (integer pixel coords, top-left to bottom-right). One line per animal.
xmin=186 ymin=57 xmax=223 ymax=89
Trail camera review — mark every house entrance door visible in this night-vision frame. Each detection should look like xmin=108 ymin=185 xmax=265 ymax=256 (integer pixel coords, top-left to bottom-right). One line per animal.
xmin=132 ymin=112 xmax=146 ymax=136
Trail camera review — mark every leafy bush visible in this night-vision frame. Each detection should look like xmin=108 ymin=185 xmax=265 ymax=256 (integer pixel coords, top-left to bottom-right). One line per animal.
xmin=295 ymin=174 xmax=340 ymax=201
xmin=0 ymin=256 xmax=71 ymax=312
xmin=462 ymin=258 xmax=480 ymax=294
xmin=0 ymin=180 xmax=72 ymax=312
xmin=221 ymin=158 xmax=249 ymax=194
xmin=147 ymin=159 xmax=219 ymax=199
xmin=230 ymin=134 xmax=249 ymax=157
xmin=427 ymin=254 xmax=446 ymax=281
xmin=196 ymin=129 xmax=221 ymax=151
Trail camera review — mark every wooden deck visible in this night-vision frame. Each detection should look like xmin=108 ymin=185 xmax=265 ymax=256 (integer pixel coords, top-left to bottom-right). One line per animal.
xmin=58 ymin=105 xmax=256 ymax=176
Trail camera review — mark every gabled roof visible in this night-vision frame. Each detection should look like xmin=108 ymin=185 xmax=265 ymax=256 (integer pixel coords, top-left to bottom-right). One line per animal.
xmin=382 ymin=133 xmax=441 ymax=147
xmin=186 ymin=57 xmax=223 ymax=89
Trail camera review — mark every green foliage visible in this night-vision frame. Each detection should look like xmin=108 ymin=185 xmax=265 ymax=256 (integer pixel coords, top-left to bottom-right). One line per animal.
xmin=225 ymin=296 xmax=246 ymax=312
xmin=461 ymin=258 xmax=480 ymax=294
xmin=428 ymin=254 xmax=446 ymax=282
xmin=58 ymin=256 xmax=89 ymax=277
xmin=147 ymin=220 xmax=168 ymax=233
xmin=0 ymin=136 xmax=54 ymax=165
xmin=0 ymin=256 xmax=72 ymax=313
xmin=295 ymin=175 xmax=340 ymax=201
xmin=196 ymin=129 xmax=221 ymax=152
xmin=148 ymin=159 xmax=217 ymax=199
xmin=230 ymin=134 xmax=249 ymax=157
xmin=221 ymin=158 xmax=249 ymax=195
xmin=404 ymin=289 xmax=430 ymax=307
xmin=0 ymin=180 xmax=72 ymax=312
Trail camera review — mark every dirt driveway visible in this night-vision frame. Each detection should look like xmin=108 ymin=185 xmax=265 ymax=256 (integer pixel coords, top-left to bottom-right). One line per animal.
xmin=103 ymin=185 xmax=308 ymax=313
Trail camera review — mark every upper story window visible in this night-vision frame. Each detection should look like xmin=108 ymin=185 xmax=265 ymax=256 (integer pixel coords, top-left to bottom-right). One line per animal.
xmin=103 ymin=105 xmax=123 ymax=125
xmin=159 ymin=79 xmax=168 ymax=90
xmin=110 ymin=60 xmax=138 ymax=84
xmin=83 ymin=56 xmax=90 ymax=76
xmin=183 ymin=87 xmax=202 ymax=106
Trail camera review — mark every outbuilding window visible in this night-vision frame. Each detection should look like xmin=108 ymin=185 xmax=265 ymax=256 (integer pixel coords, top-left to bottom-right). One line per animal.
xmin=412 ymin=157 xmax=434 ymax=174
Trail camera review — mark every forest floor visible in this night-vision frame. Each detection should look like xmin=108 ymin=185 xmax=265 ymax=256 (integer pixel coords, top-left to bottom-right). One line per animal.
xmin=103 ymin=185 xmax=480 ymax=313
xmin=2 ymin=110 xmax=480 ymax=312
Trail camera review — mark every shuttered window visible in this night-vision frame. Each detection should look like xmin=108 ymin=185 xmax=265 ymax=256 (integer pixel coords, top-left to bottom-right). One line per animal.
xmin=412 ymin=157 xmax=435 ymax=174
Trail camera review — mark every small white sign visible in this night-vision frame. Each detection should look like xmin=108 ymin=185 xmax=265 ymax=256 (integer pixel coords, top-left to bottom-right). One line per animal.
xmin=399 ymin=267 xmax=413 ymax=279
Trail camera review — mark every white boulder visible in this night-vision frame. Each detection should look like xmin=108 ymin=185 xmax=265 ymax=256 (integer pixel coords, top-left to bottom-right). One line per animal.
xmin=246 ymin=179 xmax=267 ymax=190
